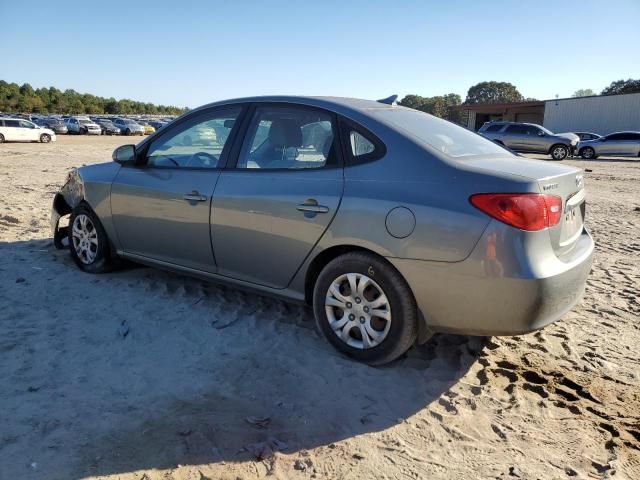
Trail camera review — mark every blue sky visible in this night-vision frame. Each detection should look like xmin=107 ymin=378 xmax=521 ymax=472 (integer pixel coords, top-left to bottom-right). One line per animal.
xmin=2 ymin=1 xmax=639 ymax=108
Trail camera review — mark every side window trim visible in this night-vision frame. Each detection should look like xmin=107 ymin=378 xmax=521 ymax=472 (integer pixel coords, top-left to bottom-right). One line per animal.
xmin=338 ymin=117 xmax=386 ymax=166
xmin=136 ymin=105 xmax=248 ymax=170
xmin=225 ymin=102 xmax=343 ymax=171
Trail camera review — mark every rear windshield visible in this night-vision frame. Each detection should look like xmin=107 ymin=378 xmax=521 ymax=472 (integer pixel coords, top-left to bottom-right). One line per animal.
xmin=374 ymin=108 xmax=511 ymax=158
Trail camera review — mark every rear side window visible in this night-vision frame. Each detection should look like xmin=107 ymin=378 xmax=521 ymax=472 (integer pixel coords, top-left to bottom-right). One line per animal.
xmin=350 ymin=131 xmax=375 ymax=156
xmin=607 ymin=133 xmax=628 ymax=140
xmin=6 ymin=120 xmax=20 ymax=127
xmin=484 ymin=124 xmax=503 ymax=132
xmin=505 ymin=124 xmax=528 ymax=134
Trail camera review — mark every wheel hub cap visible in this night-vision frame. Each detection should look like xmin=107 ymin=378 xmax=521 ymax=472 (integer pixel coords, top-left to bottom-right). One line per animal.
xmin=325 ymin=273 xmax=391 ymax=349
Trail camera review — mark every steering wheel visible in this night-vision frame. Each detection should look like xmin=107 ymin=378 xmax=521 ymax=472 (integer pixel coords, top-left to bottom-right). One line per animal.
xmin=186 ymin=151 xmax=217 ymax=168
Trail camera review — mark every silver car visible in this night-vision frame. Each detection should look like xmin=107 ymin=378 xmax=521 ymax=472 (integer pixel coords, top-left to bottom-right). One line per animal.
xmin=478 ymin=121 xmax=578 ymax=160
xmin=578 ymin=131 xmax=640 ymax=159
xmin=66 ymin=116 xmax=102 ymax=135
xmin=112 ymin=118 xmax=145 ymax=136
xmin=51 ymin=96 xmax=593 ymax=365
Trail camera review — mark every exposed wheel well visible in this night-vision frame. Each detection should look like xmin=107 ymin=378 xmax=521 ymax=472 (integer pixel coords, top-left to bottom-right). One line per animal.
xmin=304 ymin=245 xmax=384 ymax=305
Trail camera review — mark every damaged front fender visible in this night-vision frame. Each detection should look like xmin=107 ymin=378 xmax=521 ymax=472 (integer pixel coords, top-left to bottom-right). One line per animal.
xmin=51 ymin=169 xmax=85 ymax=249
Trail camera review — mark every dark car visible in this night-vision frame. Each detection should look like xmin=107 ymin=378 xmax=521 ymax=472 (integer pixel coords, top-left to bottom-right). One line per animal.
xmin=94 ymin=119 xmax=121 ymax=135
xmin=41 ymin=118 xmax=69 ymax=134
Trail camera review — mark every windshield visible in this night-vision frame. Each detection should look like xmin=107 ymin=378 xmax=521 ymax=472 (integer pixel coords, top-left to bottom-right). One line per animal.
xmin=539 ymin=125 xmax=554 ymax=135
xmin=374 ymin=108 xmax=512 ymax=158
xmin=79 ymin=119 xmax=93 ymax=125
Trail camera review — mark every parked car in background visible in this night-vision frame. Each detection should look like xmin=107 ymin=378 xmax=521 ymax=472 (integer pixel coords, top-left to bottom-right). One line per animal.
xmin=51 ymin=96 xmax=593 ymax=365
xmin=112 ymin=118 xmax=145 ymax=136
xmin=140 ymin=122 xmax=156 ymax=135
xmin=37 ymin=118 xmax=69 ymax=134
xmin=578 ymin=131 xmax=640 ymax=159
xmin=479 ymin=121 xmax=578 ymax=160
xmin=94 ymin=119 xmax=121 ymax=136
xmin=66 ymin=117 xmax=101 ymax=135
xmin=146 ymin=120 xmax=166 ymax=131
xmin=0 ymin=117 xmax=56 ymax=143
xmin=574 ymin=132 xmax=601 ymax=142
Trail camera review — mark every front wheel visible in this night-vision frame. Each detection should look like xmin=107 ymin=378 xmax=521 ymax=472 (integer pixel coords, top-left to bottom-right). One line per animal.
xmin=580 ymin=147 xmax=596 ymax=159
xmin=0 ymin=133 xmax=4 ymax=143
xmin=313 ymin=252 xmax=418 ymax=365
xmin=68 ymin=204 xmax=114 ymax=273
xmin=550 ymin=144 xmax=569 ymax=161
xmin=40 ymin=133 xmax=51 ymax=143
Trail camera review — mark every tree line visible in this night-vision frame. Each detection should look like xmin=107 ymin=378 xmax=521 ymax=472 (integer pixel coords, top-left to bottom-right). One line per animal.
xmin=0 ymin=80 xmax=188 ymax=115
xmin=399 ymin=78 xmax=640 ymax=123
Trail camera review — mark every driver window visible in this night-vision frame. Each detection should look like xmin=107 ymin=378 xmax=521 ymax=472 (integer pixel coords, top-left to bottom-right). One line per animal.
xmin=146 ymin=108 xmax=241 ymax=168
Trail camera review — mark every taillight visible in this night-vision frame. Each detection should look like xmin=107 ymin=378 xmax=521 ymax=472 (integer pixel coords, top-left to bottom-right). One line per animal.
xmin=470 ymin=193 xmax=562 ymax=231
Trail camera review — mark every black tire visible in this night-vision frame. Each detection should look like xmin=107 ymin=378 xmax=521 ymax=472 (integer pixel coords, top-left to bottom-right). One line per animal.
xmin=0 ymin=133 xmax=4 ymax=143
xmin=550 ymin=144 xmax=569 ymax=161
xmin=313 ymin=252 xmax=418 ymax=365
xmin=40 ymin=133 xmax=51 ymax=143
xmin=125 ymin=128 xmax=131 ymax=136
xmin=68 ymin=204 xmax=114 ymax=273
xmin=580 ymin=147 xmax=596 ymax=159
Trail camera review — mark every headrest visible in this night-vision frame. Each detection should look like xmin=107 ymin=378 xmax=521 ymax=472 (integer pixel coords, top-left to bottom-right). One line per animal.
xmin=269 ymin=119 xmax=302 ymax=147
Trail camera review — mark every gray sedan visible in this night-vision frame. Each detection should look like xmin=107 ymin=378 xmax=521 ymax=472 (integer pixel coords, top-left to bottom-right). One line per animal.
xmin=51 ymin=96 xmax=593 ymax=364
xmin=578 ymin=131 xmax=640 ymax=159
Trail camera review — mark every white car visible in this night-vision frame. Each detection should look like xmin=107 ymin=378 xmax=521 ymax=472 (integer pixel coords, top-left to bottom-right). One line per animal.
xmin=65 ymin=117 xmax=102 ymax=135
xmin=0 ymin=118 xmax=57 ymax=143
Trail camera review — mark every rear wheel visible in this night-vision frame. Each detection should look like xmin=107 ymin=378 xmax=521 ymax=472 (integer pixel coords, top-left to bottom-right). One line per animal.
xmin=125 ymin=128 xmax=131 ymax=136
xmin=40 ymin=133 xmax=51 ymax=143
xmin=550 ymin=144 xmax=569 ymax=160
xmin=313 ymin=252 xmax=418 ymax=365
xmin=580 ymin=147 xmax=596 ymax=159
xmin=68 ymin=204 xmax=114 ymax=273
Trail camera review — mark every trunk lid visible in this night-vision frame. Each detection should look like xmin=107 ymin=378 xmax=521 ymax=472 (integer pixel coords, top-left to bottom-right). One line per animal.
xmin=457 ymin=156 xmax=586 ymax=255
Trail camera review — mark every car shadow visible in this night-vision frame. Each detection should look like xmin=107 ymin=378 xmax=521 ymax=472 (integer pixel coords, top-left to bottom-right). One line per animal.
xmin=0 ymin=238 xmax=484 ymax=478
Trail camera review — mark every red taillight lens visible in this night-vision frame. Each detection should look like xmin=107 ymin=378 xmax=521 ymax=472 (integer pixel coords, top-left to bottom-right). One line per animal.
xmin=470 ymin=193 xmax=563 ymax=231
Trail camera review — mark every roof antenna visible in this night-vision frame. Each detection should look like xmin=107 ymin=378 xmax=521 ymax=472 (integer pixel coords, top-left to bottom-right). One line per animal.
xmin=377 ymin=95 xmax=398 ymax=105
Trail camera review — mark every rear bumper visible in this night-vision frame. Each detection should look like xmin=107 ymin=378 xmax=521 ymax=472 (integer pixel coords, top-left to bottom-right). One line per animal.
xmin=388 ymin=225 xmax=594 ymax=336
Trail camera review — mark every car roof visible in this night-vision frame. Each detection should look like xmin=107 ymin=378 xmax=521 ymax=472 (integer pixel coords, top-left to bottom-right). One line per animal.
xmin=191 ymin=95 xmax=395 ymax=117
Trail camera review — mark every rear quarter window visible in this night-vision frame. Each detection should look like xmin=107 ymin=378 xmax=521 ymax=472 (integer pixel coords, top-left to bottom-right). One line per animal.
xmin=484 ymin=124 xmax=504 ymax=133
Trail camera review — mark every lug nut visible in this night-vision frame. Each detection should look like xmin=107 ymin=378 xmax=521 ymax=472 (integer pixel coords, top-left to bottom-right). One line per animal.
xmin=346 ymin=302 xmax=352 ymax=308
xmin=363 ymin=306 xmax=369 ymax=313
xmin=355 ymin=297 xmax=361 ymax=304
xmin=349 ymin=314 xmax=355 ymax=321
xmin=359 ymin=317 xmax=365 ymax=323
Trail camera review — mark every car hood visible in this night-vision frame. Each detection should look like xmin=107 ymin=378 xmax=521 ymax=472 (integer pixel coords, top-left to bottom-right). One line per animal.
xmin=555 ymin=132 xmax=580 ymax=142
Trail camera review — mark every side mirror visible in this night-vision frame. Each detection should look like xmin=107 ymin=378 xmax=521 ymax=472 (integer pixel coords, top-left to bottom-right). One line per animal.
xmin=113 ymin=144 xmax=136 ymax=164
xmin=223 ymin=119 xmax=235 ymax=128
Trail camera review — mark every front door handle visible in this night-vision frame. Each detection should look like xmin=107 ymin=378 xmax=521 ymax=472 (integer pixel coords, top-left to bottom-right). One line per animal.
xmin=296 ymin=199 xmax=329 ymax=214
xmin=183 ymin=191 xmax=208 ymax=202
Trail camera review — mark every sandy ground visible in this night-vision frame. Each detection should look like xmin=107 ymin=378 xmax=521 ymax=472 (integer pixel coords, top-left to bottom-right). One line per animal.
xmin=0 ymin=135 xmax=638 ymax=480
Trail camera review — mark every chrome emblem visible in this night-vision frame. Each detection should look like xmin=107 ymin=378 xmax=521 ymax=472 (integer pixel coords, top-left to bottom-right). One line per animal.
xmin=575 ymin=175 xmax=583 ymax=188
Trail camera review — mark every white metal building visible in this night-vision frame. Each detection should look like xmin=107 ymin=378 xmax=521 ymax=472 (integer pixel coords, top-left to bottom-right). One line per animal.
xmin=543 ymin=93 xmax=640 ymax=135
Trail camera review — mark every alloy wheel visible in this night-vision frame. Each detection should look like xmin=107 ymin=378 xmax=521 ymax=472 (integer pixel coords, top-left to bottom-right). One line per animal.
xmin=325 ymin=272 xmax=392 ymax=349
xmin=552 ymin=146 xmax=568 ymax=160
xmin=71 ymin=214 xmax=99 ymax=264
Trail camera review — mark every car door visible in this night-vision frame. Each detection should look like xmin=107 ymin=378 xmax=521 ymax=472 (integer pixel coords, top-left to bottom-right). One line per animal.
xmin=520 ymin=124 xmax=544 ymax=152
xmin=2 ymin=119 xmax=23 ymax=141
xmin=502 ymin=124 xmax=527 ymax=151
xmin=110 ymin=106 xmax=244 ymax=273
xmin=600 ymin=133 xmax=627 ymax=156
xmin=20 ymin=120 xmax=39 ymax=141
xmin=211 ymin=104 xmax=344 ymax=289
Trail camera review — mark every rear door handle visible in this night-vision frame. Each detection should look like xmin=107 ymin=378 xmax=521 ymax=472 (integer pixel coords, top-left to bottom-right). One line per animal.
xmin=183 ymin=191 xmax=208 ymax=202
xmin=296 ymin=199 xmax=329 ymax=214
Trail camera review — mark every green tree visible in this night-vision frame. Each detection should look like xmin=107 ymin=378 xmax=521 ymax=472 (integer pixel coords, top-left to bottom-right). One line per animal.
xmin=464 ymin=81 xmax=524 ymax=104
xmin=0 ymin=79 xmax=188 ymax=115
xmin=601 ymin=79 xmax=640 ymax=95
xmin=399 ymin=93 xmax=461 ymax=119
xmin=572 ymin=88 xmax=595 ymax=97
